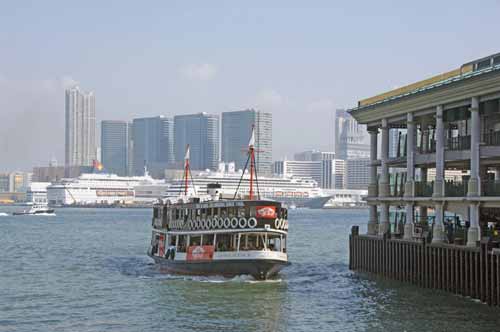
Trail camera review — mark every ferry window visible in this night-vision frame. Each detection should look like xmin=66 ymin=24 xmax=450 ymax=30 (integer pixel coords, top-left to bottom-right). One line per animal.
xmin=177 ymin=235 xmax=187 ymax=252
xmin=240 ymin=233 xmax=259 ymax=251
xmin=238 ymin=208 xmax=245 ymax=218
xmin=228 ymin=207 xmax=235 ymax=217
xmin=250 ymin=206 xmax=256 ymax=217
xmin=174 ymin=209 xmax=179 ymax=219
xmin=190 ymin=235 xmax=201 ymax=246
xmin=202 ymin=234 xmax=214 ymax=246
xmin=163 ymin=207 xmax=170 ymax=222
xmin=267 ymin=234 xmax=281 ymax=252
xmin=494 ymin=56 xmax=500 ymax=66
xmin=153 ymin=207 xmax=159 ymax=218
xmin=169 ymin=235 xmax=176 ymax=246
xmin=215 ymin=233 xmax=235 ymax=251
xmin=221 ymin=208 xmax=227 ymax=217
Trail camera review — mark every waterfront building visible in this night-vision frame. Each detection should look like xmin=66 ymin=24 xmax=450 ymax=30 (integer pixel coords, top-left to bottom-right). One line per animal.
xmin=333 ymin=109 xmax=370 ymax=160
xmin=0 ymin=174 xmax=9 ymax=192
xmin=101 ymin=120 xmax=129 ymax=176
xmin=345 ymin=158 xmax=370 ymax=190
xmin=294 ymin=150 xmax=335 ymax=161
xmin=174 ymin=113 xmax=219 ymax=170
xmin=348 ymin=52 xmax=500 ymax=246
xmin=65 ymin=86 xmax=96 ymax=167
xmin=26 ymin=182 xmax=51 ymax=204
xmin=221 ymin=109 xmax=272 ymax=174
xmin=132 ymin=116 xmax=174 ymax=177
xmin=7 ymin=172 xmax=31 ymax=192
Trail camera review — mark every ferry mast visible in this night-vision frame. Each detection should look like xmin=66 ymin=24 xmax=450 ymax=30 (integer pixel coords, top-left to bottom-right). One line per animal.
xmin=234 ymin=125 xmax=260 ymax=200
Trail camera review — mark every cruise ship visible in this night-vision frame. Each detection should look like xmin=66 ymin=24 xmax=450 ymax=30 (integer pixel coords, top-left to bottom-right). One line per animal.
xmin=165 ymin=162 xmax=324 ymax=206
xmin=47 ymin=169 xmax=167 ymax=206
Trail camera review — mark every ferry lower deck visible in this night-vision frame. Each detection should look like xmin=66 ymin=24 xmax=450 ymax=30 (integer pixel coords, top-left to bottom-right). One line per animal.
xmin=149 ymin=228 xmax=289 ymax=280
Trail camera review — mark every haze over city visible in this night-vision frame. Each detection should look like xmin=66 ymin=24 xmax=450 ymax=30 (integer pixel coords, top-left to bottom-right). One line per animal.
xmin=1 ymin=0 xmax=499 ymax=171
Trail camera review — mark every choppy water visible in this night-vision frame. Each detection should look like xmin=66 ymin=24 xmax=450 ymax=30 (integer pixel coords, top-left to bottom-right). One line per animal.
xmin=1 ymin=207 xmax=500 ymax=332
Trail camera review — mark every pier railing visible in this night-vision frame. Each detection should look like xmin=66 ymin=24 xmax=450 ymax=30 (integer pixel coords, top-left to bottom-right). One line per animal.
xmin=414 ymin=181 xmax=433 ymax=197
xmin=445 ymin=180 xmax=468 ymax=197
xmin=482 ymin=131 xmax=500 ymax=146
xmin=482 ymin=180 xmax=500 ymax=196
xmin=446 ymin=135 xmax=471 ymax=151
xmin=349 ymin=229 xmax=500 ymax=306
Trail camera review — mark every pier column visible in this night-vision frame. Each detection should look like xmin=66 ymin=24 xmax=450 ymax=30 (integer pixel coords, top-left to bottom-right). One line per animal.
xmin=379 ymin=203 xmax=390 ymax=235
xmin=433 ymin=105 xmax=445 ymax=197
xmin=432 ymin=203 xmax=446 ymax=243
xmin=404 ymin=113 xmax=415 ymax=240
xmin=368 ymin=205 xmax=378 ymax=235
xmin=468 ymin=97 xmax=481 ymax=197
xmin=404 ymin=112 xmax=416 ymax=197
xmin=467 ymin=203 xmax=480 ymax=247
xmin=404 ymin=204 xmax=414 ymax=240
xmin=378 ymin=118 xmax=390 ymax=197
xmin=368 ymin=128 xmax=379 ymax=198
xmin=367 ymin=128 xmax=379 ymax=235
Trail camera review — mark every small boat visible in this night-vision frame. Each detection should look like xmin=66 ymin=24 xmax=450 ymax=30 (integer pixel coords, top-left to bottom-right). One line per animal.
xmin=148 ymin=127 xmax=290 ymax=280
xmin=12 ymin=204 xmax=55 ymax=216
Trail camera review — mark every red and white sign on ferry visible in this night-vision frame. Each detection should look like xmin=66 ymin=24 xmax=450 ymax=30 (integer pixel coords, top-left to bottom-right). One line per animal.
xmin=187 ymin=245 xmax=214 ymax=261
xmin=256 ymin=206 xmax=277 ymax=219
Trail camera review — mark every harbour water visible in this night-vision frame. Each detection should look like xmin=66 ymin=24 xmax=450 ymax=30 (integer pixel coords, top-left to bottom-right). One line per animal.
xmin=1 ymin=207 xmax=500 ymax=332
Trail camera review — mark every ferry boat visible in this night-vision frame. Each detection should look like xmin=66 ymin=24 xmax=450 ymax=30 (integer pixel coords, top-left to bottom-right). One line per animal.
xmin=13 ymin=204 xmax=55 ymax=216
xmin=148 ymin=128 xmax=290 ymax=280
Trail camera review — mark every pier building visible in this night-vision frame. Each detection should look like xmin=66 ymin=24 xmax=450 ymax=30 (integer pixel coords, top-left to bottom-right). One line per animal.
xmin=349 ymin=52 xmax=500 ymax=306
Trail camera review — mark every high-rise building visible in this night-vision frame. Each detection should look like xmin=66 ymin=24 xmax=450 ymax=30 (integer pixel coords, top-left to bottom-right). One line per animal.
xmin=221 ymin=109 xmax=272 ymax=174
xmin=333 ymin=109 xmax=370 ymax=160
xmin=101 ymin=120 xmax=129 ymax=176
xmin=346 ymin=158 xmax=370 ymax=190
xmin=132 ymin=116 xmax=174 ymax=177
xmin=127 ymin=122 xmax=134 ymax=176
xmin=294 ymin=150 xmax=335 ymax=161
xmin=174 ymin=113 xmax=219 ymax=170
xmin=65 ymin=86 xmax=96 ymax=167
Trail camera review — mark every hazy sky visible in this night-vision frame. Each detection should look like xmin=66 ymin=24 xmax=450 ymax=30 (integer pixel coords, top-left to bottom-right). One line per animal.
xmin=1 ymin=1 xmax=499 ymax=171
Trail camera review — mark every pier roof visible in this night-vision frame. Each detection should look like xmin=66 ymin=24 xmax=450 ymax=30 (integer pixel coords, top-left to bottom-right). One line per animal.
xmin=349 ymin=52 xmax=500 ymax=122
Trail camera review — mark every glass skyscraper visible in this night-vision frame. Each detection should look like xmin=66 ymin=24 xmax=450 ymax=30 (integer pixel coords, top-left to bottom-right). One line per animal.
xmin=221 ymin=109 xmax=272 ymax=174
xmin=174 ymin=113 xmax=219 ymax=170
xmin=333 ymin=109 xmax=370 ymax=160
xmin=101 ymin=120 xmax=129 ymax=176
xmin=65 ymin=86 xmax=96 ymax=167
xmin=132 ymin=116 xmax=174 ymax=176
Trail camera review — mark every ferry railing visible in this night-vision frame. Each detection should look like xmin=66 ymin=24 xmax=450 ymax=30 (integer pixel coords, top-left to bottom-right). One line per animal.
xmin=445 ymin=180 xmax=468 ymax=197
xmin=414 ymin=181 xmax=433 ymax=197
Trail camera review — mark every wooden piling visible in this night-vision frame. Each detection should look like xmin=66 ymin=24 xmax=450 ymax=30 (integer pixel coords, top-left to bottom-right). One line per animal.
xmin=349 ymin=228 xmax=496 ymax=306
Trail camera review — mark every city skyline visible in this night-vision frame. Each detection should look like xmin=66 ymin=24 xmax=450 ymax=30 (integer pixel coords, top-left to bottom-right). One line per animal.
xmin=1 ymin=2 xmax=499 ymax=171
